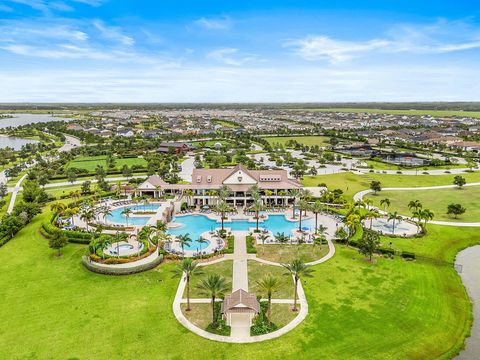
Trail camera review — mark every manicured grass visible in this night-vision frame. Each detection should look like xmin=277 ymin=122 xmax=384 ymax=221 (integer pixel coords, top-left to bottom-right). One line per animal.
xmin=181 ymin=303 xmax=212 ymax=329
xmin=256 ymin=244 xmax=329 ymax=264
xmin=367 ymin=186 xmax=480 ymax=222
xmin=363 ymin=159 xmax=466 ymax=171
xmin=378 ymin=224 xmax=480 ymax=263
xmin=186 ymin=260 xmax=233 ymax=298
xmin=299 ymin=107 xmax=480 ymax=118
xmin=191 ymin=139 xmax=233 ymax=148
xmin=0 ymin=208 xmax=475 ymax=359
xmin=44 ymin=184 xmax=83 ymax=198
xmin=0 ymin=192 xmax=11 ymax=218
xmin=248 ymin=260 xmax=293 ymax=299
xmin=67 ymin=155 xmax=147 ymax=171
xmin=269 ymin=303 xmax=300 ymax=327
xmin=302 ymin=171 xmax=480 ymax=199
xmin=263 ymin=135 xmax=330 ymax=147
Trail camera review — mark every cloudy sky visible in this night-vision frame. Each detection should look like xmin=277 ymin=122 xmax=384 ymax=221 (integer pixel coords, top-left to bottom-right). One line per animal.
xmin=0 ymin=0 xmax=479 ymax=102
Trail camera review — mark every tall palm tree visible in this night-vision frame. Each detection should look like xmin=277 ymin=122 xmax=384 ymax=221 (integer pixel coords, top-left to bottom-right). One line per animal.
xmin=216 ymin=201 xmax=231 ymax=231
xmin=283 ymin=259 xmax=314 ymax=312
xmin=300 ymin=189 xmax=313 ymax=215
xmin=176 ymin=233 xmax=192 ymax=257
xmin=197 ymin=237 xmax=209 ymax=257
xmin=364 ymin=210 xmax=380 ymax=230
xmin=345 ymin=214 xmax=361 ymax=246
xmin=251 ymin=199 xmax=264 ymax=232
xmin=80 ymin=208 xmax=95 ymax=231
xmin=196 ymin=274 xmax=229 ymax=325
xmin=154 ymin=184 xmax=162 ymax=199
xmin=257 ymin=276 xmax=281 ymax=325
xmin=420 ymin=208 xmax=434 ymax=227
xmin=408 ymin=200 xmax=423 ymax=221
xmin=380 ymin=198 xmax=391 ymax=213
xmin=70 ymin=190 xmax=81 ymax=204
xmin=297 ymin=198 xmax=309 ymax=231
xmin=258 ymin=233 xmax=269 ymax=254
xmin=172 ymin=258 xmax=203 ymax=311
xmin=289 ymin=189 xmax=301 ymax=219
xmin=310 ymin=201 xmax=323 ymax=234
xmin=387 ymin=211 xmax=402 ymax=235
xmin=121 ymin=207 xmax=133 ymax=226
xmin=218 ymin=185 xmax=230 ymax=202
xmin=50 ymin=202 xmax=66 ymax=216
xmin=183 ymin=189 xmax=195 ymax=206
xmin=100 ymin=206 xmax=112 ymax=225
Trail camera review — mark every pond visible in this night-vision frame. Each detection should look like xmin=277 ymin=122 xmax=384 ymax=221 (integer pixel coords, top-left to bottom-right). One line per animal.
xmin=0 ymin=135 xmax=39 ymax=150
xmin=0 ymin=113 xmax=71 ymax=129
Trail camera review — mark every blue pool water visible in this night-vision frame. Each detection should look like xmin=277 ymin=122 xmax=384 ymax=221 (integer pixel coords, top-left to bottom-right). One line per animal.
xmin=167 ymin=214 xmax=315 ymax=246
xmin=106 ymin=204 xmax=161 ymax=226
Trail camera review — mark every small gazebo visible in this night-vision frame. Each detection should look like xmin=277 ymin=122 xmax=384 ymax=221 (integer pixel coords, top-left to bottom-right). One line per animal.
xmin=221 ymin=289 xmax=260 ymax=326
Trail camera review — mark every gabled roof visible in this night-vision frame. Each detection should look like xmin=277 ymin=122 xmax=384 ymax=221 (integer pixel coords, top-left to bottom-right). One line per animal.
xmin=221 ymin=289 xmax=260 ymax=314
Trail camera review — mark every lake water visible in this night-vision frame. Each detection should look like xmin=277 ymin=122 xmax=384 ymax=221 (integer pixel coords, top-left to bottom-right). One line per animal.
xmin=0 ymin=113 xmax=71 ymax=129
xmin=0 ymin=136 xmax=39 ymax=150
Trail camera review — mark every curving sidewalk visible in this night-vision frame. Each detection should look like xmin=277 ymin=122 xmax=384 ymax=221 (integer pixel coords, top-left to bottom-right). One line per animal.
xmin=7 ymin=174 xmax=27 ymax=214
xmin=172 ymin=235 xmax=336 ymax=343
xmin=354 ymin=182 xmax=480 ymax=227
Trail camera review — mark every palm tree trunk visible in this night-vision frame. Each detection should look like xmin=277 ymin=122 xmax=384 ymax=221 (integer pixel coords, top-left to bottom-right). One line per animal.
xmin=256 ymin=211 xmax=259 ymax=231
xmin=315 ymin=213 xmax=318 ymax=234
xmin=292 ymin=202 xmax=296 ymax=219
xmin=186 ymin=277 xmax=191 ymax=311
xmin=221 ymin=213 xmax=224 ymax=231
xmin=299 ymin=210 xmax=302 ymax=231
xmin=212 ymin=295 xmax=216 ymax=325
xmin=268 ymin=295 xmax=272 ymax=325
xmin=293 ymin=278 xmax=298 ymax=311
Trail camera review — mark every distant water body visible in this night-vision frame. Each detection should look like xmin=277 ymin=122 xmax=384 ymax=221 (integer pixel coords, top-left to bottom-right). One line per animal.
xmin=0 ymin=113 xmax=71 ymax=129
xmin=0 ymin=113 xmax=70 ymax=149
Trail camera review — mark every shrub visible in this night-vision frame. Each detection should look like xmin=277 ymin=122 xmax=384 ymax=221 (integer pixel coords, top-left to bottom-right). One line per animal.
xmin=224 ymin=235 xmax=234 ymax=254
xmin=401 ymin=251 xmax=416 ymax=260
xmin=246 ymin=235 xmax=257 ymax=254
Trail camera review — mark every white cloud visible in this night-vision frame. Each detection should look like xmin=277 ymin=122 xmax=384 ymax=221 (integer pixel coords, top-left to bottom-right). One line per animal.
xmin=286 ymin=20 xmax=480 ymax=63
xmin=93 ymin=20 xmax=134 ymax=46
xmin=195 ymin=16 xmax=232 ymax=30
xmin=285 ymin=36 xmax=391 ymax=63
xmin=207 ymin=48 xmax=256 ymax=66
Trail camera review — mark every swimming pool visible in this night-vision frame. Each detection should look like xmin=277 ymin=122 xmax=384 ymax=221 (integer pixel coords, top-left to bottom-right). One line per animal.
xmin=106 ymin=204 xmax=161 ymax=225
xmin=167 ymin=214 xmax=315 ymax=243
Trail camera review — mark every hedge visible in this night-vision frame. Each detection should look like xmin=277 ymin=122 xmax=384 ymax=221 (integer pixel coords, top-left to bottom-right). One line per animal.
xmin=81 ymin=254 xmax=163 ymax=275
xmin=246 ymin=235 xmax=257 ymax=254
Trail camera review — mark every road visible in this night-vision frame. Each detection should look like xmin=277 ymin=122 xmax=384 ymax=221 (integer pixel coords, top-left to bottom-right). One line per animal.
xmin=58 ymin=134 xmax=82 ymax=152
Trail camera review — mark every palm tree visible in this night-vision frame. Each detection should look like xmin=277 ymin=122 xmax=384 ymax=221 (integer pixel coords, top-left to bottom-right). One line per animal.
xmin=345 ymin=214 xmax=361 ymax=246
xmin=216 ymin=201 xmax=231 ymax=231
xmin=275 ymin=232 xmax=289 ymax=244
xmin=171 ymin=258 xmax=203 ymax=311
xmin=364 ymin=210 xmax=380 ymax=230
xmin=258 ymin=233 xmax=269 ymax=254
xmin=289 ymin=189 xmax=301 ymax=219
xmin=408 ymin=200 xmax=423 ymax=221
xmin=218 ymin=185 xmax=230 ymax=201
xmin=297 ymin=198 xmax=309 ymax=231
xmin=196 ymin=274 xmax=229 ymax=325
xmin=278 ymin=190 xmax=288 ymax=206
xmin=197 ymin=237 xmax=209 ymax=257
xmin=183 ymin=189 xmax=195 ymax=206
xmin=70 ymin=190 xmax=81 ymax=204
xmin=121 ymin=207 xmax=133 ymax=226
xmin=310 ymin=201 xmax=323 ymax=234
xmin=380 ymin=198 xmax=391 ymax=213
xmin=176 ymin=233 xmax=192 ymax=257
xmin=387 ymin=211 xmax=402 ymax=235
xmin=420 ymin=208 xmax=434 ymax=227
xmin=249 ymin=184 xmax=261 ymax=202
xmin=154 ymin=184 xmax=162 ymax=199
xmin=100 ymin=206 xmax=112 ymax=225
xmin=50 ymin=202 xmax=66 ymax=217
xmin=257 ymin=276 xmax=280 ymax=325
xmin=251 ymin=199 xmax=264 ymax=232
xmin=300 ymin=189 xmax=313 ymax=215
xmin=283 ymin=259 xmax=314 ymax=312
xmin=80 ymin=208 xmax=95 ymax=231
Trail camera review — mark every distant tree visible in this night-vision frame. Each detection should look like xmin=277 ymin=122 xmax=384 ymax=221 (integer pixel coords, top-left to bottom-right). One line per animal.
xmin=0 ymin=214 xmax=24 ymax=239
xmin=0 ymin=182 xmax=7 ymax=197
xmin=447 ymin=203 xmax=466 ymax=219
xmin=370 ymin=180 xmax=382 ymax=194
xmin=453 ymin=175 xmax=466 ymax=189
xmin=81 ymin=180 xmax=91 ymax=195
xmin=48 ymin=229 xmax=68 ymax=256
xmin=13 ymin=201 xmax=41 ymax=222
xmin=122 ymin=164 xmax=132 ymax=179
xmin=357 ymin=230 xmax=380 ymax=261
xmin=66 ymin=168 xmax=78 ymax=184
xmin=334 ymin=227 xmax=349 ymax=243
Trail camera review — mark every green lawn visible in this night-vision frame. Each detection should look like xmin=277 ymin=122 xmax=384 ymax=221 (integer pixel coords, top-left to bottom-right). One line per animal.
xmin=263 ymin=135 xmax=330 ymax=147
xmin=0 ymin=208 xmax=475 ymax=359
xmin=367 ymin=186 xmax=480 ymax=222
xmin=186 ymin=260 xmax=233 ymax=298
xmin=302 ymin=171 xmax=480 ymax=199
xmin=299 ymin=107 xmax=480 ymax=118
xmin=256 ymin=244 xmax=329 ymax=264
xmin=0 ymin=192 xmax=11 ymax=218
xmin=248 ymin=260 xmax=294 ymax=299
xmin=363 ymin=159 xmax=466 ymax=171
xmin=67 ymin=155 xmax=147 ymax=172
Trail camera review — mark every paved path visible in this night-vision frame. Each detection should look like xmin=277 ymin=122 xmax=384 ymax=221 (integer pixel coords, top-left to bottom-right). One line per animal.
xmin=172 ymin=229 xmax=337 ymax=343
xmin=455 ymin=246 xmax=480 ymax=359
xmin=354 ymin=183 xmax=480 ymax=227
xmin=179 ymin=154 xmax=195 ymax=182
xmin=7 ymin=174 xmax=27 ymax=214
xmin=58 ymin=134 xmax=82 ymax=152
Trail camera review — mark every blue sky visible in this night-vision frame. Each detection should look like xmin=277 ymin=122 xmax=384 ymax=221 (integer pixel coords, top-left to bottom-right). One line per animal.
xmin=0 ymin=0 xmax=480 ymax=102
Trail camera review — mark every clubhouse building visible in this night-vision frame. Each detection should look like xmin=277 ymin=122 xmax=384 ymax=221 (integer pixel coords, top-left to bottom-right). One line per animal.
xmin=136 ymin=164 xmax=301 ymax=207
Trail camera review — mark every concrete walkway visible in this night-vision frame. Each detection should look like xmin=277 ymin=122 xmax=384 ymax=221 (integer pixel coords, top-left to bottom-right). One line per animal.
xmin=172 ymin=231 xmax=336 ymax=343
xmin=354 ymin=183 xmax=480 ymax=227
xmin=7 ymin=174 xmax=27 ymax=214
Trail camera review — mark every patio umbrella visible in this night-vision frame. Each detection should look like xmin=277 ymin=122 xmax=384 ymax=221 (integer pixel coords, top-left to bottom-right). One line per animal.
xmin=301 ymin=226 xmax=310 ymax=231
xmin=202 ymin=205 xmax=209 ymax=209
